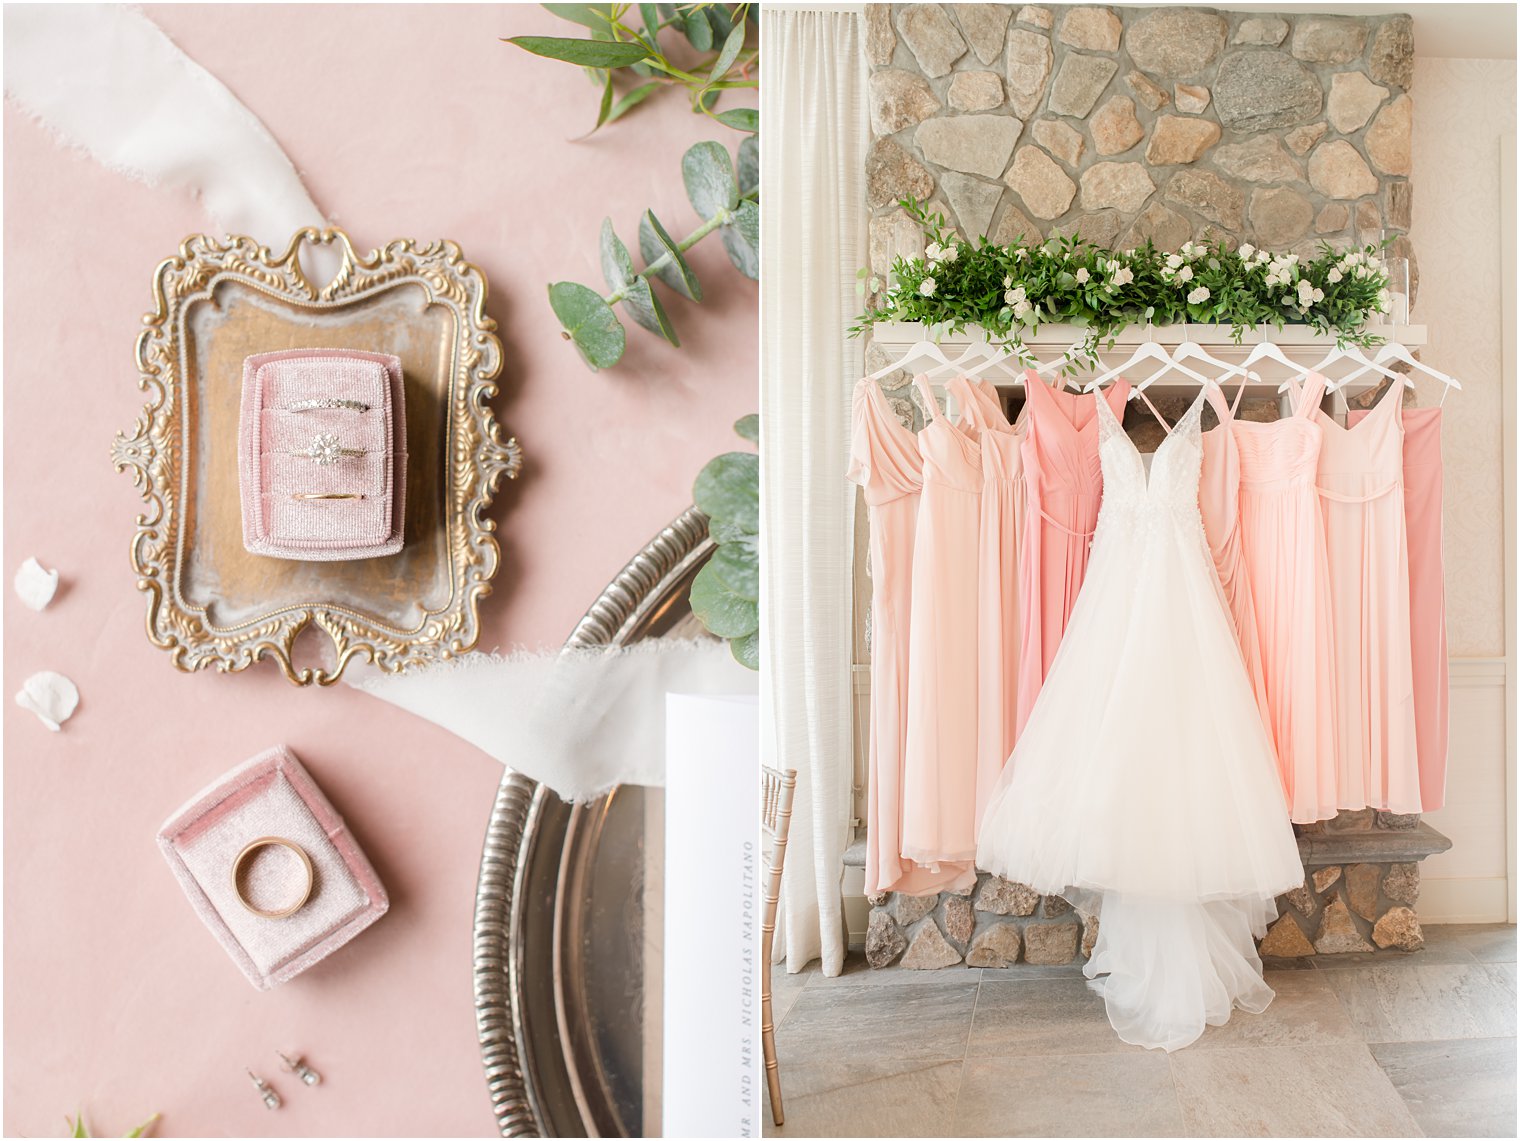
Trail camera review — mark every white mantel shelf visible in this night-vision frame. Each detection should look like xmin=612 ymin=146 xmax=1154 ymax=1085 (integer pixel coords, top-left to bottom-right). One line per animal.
xmin=868 ymin=321 xmax=1428 ymax=401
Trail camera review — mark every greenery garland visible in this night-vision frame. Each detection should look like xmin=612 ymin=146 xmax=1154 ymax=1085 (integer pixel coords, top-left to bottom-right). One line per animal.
xmin=854 ymin=198 xmax=1395 ymax=363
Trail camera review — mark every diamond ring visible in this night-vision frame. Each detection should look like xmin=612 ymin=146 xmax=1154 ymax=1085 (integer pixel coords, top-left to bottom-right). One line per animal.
xmin=287 ymin=398 xmax=370 ymax=413
xmin=289 ymin=433 xmax=367 ymax=466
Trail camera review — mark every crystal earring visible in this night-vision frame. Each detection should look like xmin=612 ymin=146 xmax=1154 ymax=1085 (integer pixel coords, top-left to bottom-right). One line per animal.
xmin=279 ymin=1051 xmax=322 ymax=1086
xmin=247 ymin=1070 xmax=281 ymax=1109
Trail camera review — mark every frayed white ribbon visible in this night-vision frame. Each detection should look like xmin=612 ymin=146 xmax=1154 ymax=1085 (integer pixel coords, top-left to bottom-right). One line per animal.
xmin=351 ymin=639 xmax=758 ymax=803
xmin=4 ymin=5 xmax=330 ymax=263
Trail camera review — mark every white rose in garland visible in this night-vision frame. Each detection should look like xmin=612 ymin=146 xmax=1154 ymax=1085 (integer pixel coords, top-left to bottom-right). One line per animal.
xmin=853 ymin=196 xmax=1394 ymax=361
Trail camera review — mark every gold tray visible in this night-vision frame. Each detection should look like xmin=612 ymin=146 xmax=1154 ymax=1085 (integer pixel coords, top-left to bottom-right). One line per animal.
xmin=112 ymin=229 xmax=523 ymax=686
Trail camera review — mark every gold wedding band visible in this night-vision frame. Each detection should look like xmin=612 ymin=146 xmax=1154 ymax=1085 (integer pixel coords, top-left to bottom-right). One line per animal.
xmin=231 ymin=836 xmax=315 ymax=919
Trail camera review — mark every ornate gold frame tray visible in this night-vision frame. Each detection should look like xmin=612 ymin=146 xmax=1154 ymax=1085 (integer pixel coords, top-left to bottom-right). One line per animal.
xmin=113 ymin=229 xmax=522 ymax=685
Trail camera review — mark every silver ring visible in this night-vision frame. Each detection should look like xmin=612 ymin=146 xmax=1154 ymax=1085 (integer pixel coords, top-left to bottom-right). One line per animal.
xmin=287 ymin=398 xmax=370 ymax=413
xmin=286 ymin=434 xmax=367 ymax=466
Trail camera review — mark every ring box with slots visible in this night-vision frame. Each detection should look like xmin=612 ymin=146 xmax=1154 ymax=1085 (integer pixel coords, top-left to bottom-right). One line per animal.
xmin=238 ymin=348 xmax=407 ymax=560
xmin=157 ymin=744 xmax=389 ymax=990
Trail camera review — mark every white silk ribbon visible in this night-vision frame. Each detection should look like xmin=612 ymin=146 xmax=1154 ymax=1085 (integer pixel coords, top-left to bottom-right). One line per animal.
xmin=352 ymin=640 xmax=759 ymax=803
xmin=4 ymin=4 xmax=329 ymax=253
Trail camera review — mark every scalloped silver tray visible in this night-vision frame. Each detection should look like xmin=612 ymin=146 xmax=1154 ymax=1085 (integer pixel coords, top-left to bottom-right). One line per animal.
xmin=474 ymin=508 xmax=713 ymax=1137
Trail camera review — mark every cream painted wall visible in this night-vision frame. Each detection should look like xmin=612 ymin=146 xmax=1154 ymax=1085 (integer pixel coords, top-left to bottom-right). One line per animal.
xmin=1406 ymin=56 xmax=1517 ymax=924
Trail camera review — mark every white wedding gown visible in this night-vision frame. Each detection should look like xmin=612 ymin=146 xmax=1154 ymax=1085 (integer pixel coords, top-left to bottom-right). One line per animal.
xmin=976 ymin=384 xmax=1304 ymax=1052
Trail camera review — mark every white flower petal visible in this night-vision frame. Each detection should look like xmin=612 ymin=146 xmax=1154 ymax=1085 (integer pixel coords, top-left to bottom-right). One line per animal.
xmin=14 ymin=558 xmax=58 ymax=612
xmin=15 ymin=670 xmax=79 ymax=732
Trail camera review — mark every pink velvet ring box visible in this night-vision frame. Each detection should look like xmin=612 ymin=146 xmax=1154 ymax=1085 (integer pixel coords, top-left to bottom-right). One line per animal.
xmin=239 ymin=348 xmax=407 ymax=560
xmin=157 ymin=744 xmax=389 ymax=991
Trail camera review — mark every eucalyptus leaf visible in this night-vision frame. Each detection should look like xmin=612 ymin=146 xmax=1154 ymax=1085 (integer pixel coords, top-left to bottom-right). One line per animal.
xmin=639 ymin=210 xmax=703 ymax=301
xmin=708 ymin=22 xmax=746 ymax=83
xmin=681 ymin=6 xmax=714 ymax=50
xmin=737 ymin=135 xmax=758 ymax=196
xmin=734 ymin=412 xmax=759 ymax=444
xmin=600 ymin=218 xmax=636 ymax=292
xmin=729 ymin=629 xmax=759 ymax=670
xmin=543 ymin=4 xmax=616 ymax=29
xmin=607 ymin=81 xmax=659 ymax=124
xmin=682 ymin=140 xmax=739 ymax=220
xmin=593 ymin=69 xmax=615 ymax=130
xmin=689 ymin=561 xmax=758 ymax=638
xmin=709 ymin=540 xmax=759 ymax=600
xmin=72 ymin=1115 xmax=87 ymax=1139
xmin=709 ymin=517 xmax=757 ymax=546
xmin=507 ymin=35 xmax=651 ymax=68
xmin=707 ymin=4 xmax=736 ymax=39
xmin=621 ymin=276 xmax=680 ymax=345
xmin=694 ymin=451 xmax=759 ymax=531
xmin=720 ymin=198 xmax=759 ymax=280
xmin=713 ymin=107 xmax=758 ymax=133
xmin=548 ymin=281 xmax=626 ymax=370
xmin=640 ymin=2 xmax=662 ymax=35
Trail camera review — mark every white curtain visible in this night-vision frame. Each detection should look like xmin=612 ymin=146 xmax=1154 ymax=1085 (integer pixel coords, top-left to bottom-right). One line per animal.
xmin=759 ymin=7 xmax=867 ymax=977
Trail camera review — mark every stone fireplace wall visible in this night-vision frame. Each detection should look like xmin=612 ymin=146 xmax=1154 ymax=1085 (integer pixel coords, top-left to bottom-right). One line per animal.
xmin=865 ymin=4 xmax=1415 ymax=286
xmin=850 ymin=5 xmax=1446 ymax=964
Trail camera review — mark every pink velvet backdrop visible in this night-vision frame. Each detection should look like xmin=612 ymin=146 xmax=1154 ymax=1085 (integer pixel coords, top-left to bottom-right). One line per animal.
xmin=3 ymin=5 xmax=756 ymax=1136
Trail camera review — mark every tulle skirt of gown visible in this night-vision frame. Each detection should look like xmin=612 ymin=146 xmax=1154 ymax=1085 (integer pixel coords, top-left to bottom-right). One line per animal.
xmin=977 ymin=440 xmax=1303 ymax=1052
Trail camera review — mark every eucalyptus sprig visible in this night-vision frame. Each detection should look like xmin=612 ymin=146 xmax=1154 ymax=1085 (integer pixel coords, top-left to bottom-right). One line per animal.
xmin=690 ymin=415 xmax=758 ymax=670
xmin=551 ymin=137 xmax=759 ymax=369
xmin=508 ymin=4 xmax=758 ymax=134
xmin=855 ymin=196 xmax=1394 ymax=364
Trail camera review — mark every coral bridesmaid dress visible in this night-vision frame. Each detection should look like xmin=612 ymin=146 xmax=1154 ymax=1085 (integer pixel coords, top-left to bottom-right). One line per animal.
xmin=1199 ymin=381 xmax=1270 ymax=720
xmin=1234 ymin=372 xmax=1338 ymax=822
xmin=1350 ymin=404 xmax=1448 ymax=810
xmin=848 ymin=378 xmax=969 ymax=897
xmin=901 ymin=375 xmax=988 ymax=880
xmin=1014 ymin=371 xmax=1131 ymax=736
xmin=1308 ymin=379 xmax=1421 ymax=814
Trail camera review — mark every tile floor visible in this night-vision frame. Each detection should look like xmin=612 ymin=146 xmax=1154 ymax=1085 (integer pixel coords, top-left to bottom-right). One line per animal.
xmin=765 ymin=923 xmax=1516 ymax=1138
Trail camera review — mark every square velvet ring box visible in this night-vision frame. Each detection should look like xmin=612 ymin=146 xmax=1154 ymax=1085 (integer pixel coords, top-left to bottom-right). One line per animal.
xmin=238 ymin=348 xmax=407 ymax=560
xmin=157 ymin=745 xmax=389 ymax=991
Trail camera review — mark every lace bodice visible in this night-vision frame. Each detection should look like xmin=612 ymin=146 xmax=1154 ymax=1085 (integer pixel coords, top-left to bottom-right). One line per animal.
xmin=1093 ymin=385 xmax=1208 ymax=521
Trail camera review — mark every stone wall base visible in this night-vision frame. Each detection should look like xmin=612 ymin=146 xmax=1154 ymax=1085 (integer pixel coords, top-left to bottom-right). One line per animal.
xmin=864 ymin=810 xmax=1451 ymax=970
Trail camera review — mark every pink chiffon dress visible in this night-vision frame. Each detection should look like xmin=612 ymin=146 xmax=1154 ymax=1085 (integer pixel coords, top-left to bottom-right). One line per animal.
xmin=1014 ymin=371 xmax=1131 ymax=737
xmin=971 ymin=385 xmax=1025 ymax=827
xmin=1308 ymin=379 xmax=1421 ymax=814
xmin=1234 ymin=372 xmax=1338 ymax=823
xmin=848 ymin=378 xmax=968 ymax=897
xmin=901 ymin=374 xmax=987 ymax=880
xmin=1349 ymin=404 xmax=1448 ymax=810
xmin=1199 ymin=381 xmax=1270 ymax=721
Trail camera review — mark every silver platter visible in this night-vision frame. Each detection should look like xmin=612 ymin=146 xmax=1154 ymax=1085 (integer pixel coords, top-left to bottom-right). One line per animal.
xmin=474 ymin=508 xmax=713 ymax=1136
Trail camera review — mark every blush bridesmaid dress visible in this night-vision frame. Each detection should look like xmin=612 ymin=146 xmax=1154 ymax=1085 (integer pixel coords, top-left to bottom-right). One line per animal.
xmin=1349 ymin=404 xmax=1448 ymax=810
xmin=1306 ymin=378 xmax=1421 ymax=815
xmin=1014 ymin=371 xmax=1131 ymax=737
xmin=899 ymin=374 xmax=989 ymax=883
xmin=976 ymin=387 xmax=1027 ymax=828
xmin=848 ymin=378 xmax=970 ymax=897
xmin=1234 ymin=372 xmax=1339 ymax=822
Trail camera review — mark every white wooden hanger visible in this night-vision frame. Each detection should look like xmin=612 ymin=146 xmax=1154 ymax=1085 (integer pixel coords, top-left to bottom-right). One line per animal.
xmin=925 ymin=341 xmax=990 ymax=380
xmin=1083 ymin=340 xmax=1189 ymax=393
xmin=1294 ymin=343 xmax=1409 ymax=394
xmin=1173 ymin=337 xmax=1256 ymax=384
xmin=1130 ymin=349 xmax=1216 ymax=399
xmin=1035 ymin=340 xmax=1090 ymax=392
xmin=864 ymin=338 xmax=957 ymax=381
xmin=1372 ymin=341 xmax=1462 ymax=405
xmin=1239 ymin=339 xmax=1301 ymax=386
xmin=962 ymin=343 xmax=1022 ymax=383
